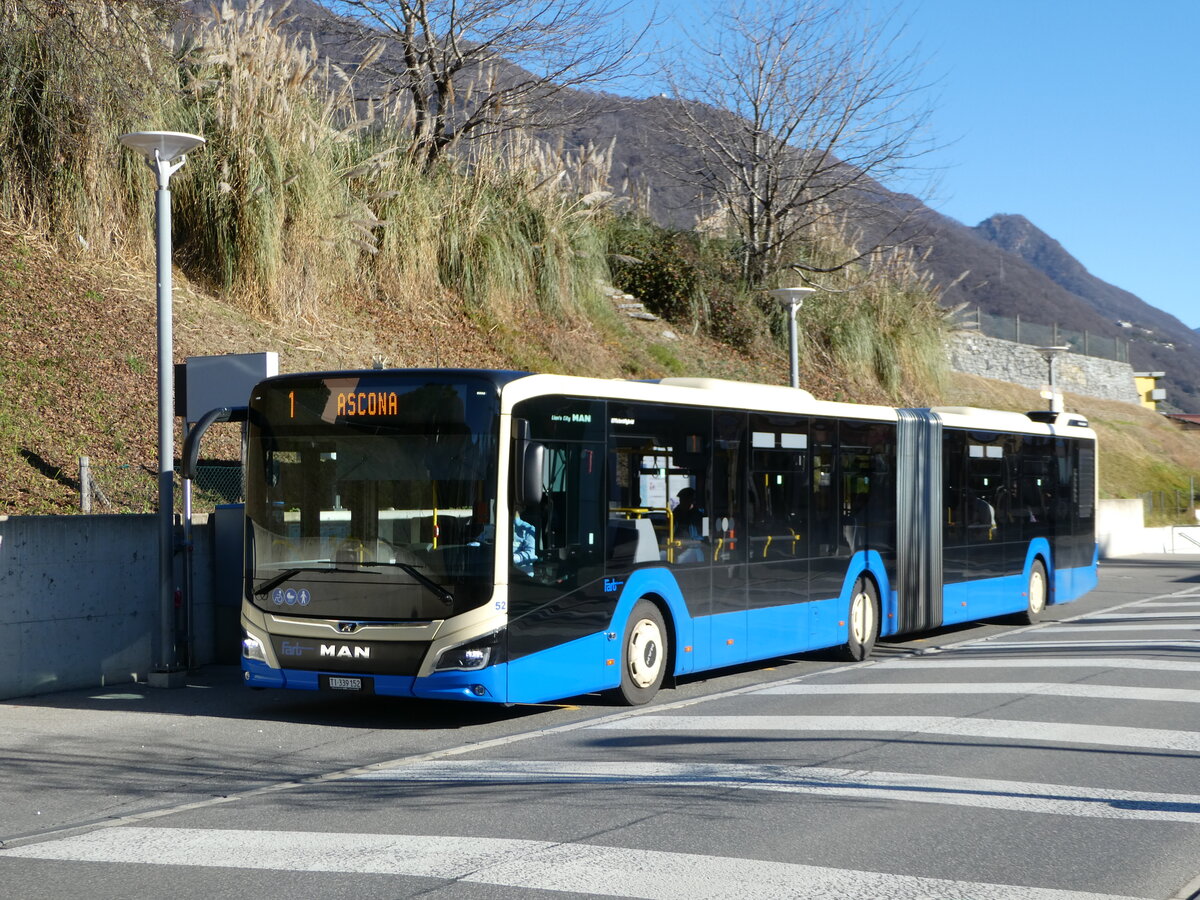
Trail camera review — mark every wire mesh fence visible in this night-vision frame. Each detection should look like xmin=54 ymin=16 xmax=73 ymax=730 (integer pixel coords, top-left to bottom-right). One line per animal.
xmin=80 ymin=458 xmax=242 ymax=515
xmin=1141 ymin=490 xmax=1199 ymax=522
xmin=964 ymin=308 xmax=1130 ymax=363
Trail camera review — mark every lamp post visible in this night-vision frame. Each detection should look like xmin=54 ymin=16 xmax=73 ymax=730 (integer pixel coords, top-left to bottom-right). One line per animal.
xmin=1034 ymin=345 xmax=1070 ymax=414
xmin=119 ymin=131 xmax=205 ymax=685
xmin=769 ymin=287 xmax=815 ymax=388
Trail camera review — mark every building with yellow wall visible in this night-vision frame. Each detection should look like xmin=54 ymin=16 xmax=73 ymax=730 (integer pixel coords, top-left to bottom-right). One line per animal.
xmin=1134 ymin=371 xmax=1166 ymax=410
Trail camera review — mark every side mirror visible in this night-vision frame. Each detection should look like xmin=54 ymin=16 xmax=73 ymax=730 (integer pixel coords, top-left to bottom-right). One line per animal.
xmin=513 ymin=418 xmax=544 ymax=507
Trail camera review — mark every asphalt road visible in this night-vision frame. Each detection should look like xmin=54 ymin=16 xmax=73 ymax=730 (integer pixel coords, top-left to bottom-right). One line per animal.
xmin=2 ymin=555 xmax=1199 ymax=899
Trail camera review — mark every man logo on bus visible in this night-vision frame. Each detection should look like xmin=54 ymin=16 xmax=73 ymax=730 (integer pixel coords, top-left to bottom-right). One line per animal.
xmin=320 ymin=644 xmax=370 ymax=659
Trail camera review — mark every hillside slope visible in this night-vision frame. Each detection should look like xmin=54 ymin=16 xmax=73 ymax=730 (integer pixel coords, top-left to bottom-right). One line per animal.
xmin=0 ymin=225 xmax=789 ymax=514
xmin=4 ymin=222 xmax=1199 ymax=516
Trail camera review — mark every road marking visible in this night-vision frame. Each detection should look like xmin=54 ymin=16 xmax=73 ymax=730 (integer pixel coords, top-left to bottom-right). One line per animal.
xmin=1035 ymin=624 xmax=1200 ymax=632
xmin=757 ymin=682 xmax=1200 ymax=703
xmin=591 ymin=716 xmax=1200 ymax=752
xmin=931 ymin=640 xmax=1200 ymax=652
xmin=352 ymin=759 xmax=1200 ymax=823
xmin=1080 ymin=612 xmax=1200 ymax=620
xmin=870 ymin=657 xmax=1200 ymax=673
xmin=1 ymin=826 xmax=1153 ymax=900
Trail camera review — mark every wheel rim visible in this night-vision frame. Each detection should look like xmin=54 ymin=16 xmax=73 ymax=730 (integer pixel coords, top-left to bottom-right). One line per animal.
xmin=849 ymin=588 xmax=875 ymax=644
xmin=627 ymin=617 xmax=664 ymax=689
xmin=1029 ymin=567 xmax=1047 ymax=614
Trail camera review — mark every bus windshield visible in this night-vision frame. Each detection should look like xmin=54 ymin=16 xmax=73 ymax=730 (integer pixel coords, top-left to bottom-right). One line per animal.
xmin=244 ymin=374 xmax=501 ymax=621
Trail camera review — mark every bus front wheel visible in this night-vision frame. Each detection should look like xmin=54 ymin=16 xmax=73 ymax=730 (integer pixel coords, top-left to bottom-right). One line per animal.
xmin=617 ymin=600 xmax=668 ymax=705
xmin=1017 ymin=559 xmax=1049 ymax=625
xmin=835 ymin=577 xmax=879 ymax=662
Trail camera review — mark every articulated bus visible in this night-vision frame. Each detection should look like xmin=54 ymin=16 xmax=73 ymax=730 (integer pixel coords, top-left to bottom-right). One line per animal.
xmin=239 ymin=369 xmax=1098 ymax=705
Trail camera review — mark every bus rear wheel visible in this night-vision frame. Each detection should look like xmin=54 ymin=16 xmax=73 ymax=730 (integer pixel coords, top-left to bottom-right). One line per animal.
xmin=617 ymin=600 xmax=668 ymax=706
xmin=835 ymin=577 xmax=879 ymax=662
xmin=1017 ymin=559 xmax=1049 ymax=625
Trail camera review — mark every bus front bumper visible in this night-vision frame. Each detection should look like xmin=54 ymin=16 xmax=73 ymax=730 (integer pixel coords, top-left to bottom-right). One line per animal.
xmin=241 ymin=657 xmax=508 ymax=702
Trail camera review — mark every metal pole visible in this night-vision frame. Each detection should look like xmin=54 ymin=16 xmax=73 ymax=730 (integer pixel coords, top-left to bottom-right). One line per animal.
xmin=155 ymin=177 xmax=177 ymax=673
xmin=768 ymin=288 xmax=813 ymax=390
xmin=786 ymin=302 xmax=799 ymax=389
xmin=182 ymin=422 xmax=195 ymax=670
xmin=119 ymin=132 xmax=203 ymax=686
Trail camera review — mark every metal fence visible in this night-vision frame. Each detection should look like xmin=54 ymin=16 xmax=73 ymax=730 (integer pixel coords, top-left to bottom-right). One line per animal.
xmin=1142 ymin=490 xmax=1199 ymax=522
xmin=80 ymin=458 xmax=242 ymax=515
xmin=964 ymin=308 xmax=1130 ymax=363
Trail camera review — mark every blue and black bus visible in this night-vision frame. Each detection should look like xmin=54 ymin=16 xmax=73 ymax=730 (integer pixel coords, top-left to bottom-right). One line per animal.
xmin=239 ymin=370 xmax=1098 ymax=704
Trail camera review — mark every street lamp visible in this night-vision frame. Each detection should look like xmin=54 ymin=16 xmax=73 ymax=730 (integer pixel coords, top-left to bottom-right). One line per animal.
xmin=1034 ymin=345 xmax=1070 ymax=414
xmin=119 ymin=131 xmax=205 ymax=686
xmin=768 ymin=287 xmax=815 ymax=388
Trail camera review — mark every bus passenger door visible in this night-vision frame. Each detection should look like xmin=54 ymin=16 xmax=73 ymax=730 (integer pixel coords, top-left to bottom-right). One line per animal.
xmin=709 ymin=412 xmax=747 ymax=667
xmin=747 ymin=414 xmax=811 ymax=657
xmin=809 ymin=419 xmax=844 ymax=647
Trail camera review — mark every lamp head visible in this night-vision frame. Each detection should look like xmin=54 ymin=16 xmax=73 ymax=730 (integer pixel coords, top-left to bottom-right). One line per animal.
xmin=1034 ymin=344 xmax=1070 ymax=362
xmin=768 ymin=287 xmax=816 ymax=308
xmin=119 ymin=131 xmax=206 ymax=164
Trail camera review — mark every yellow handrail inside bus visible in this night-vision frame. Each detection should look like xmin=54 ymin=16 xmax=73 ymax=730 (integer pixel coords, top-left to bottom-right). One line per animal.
xmin=611 ymin=506 xmax=679 ymax=563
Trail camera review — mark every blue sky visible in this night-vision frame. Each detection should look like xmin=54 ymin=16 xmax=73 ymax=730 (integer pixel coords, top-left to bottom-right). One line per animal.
xmin=624 ymin=0 xmax=1199 ymax=328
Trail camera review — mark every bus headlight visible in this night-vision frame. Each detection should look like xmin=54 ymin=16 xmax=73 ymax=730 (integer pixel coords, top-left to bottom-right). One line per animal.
xmin=434 ymin=631 xmax=504 ymax=672
xmin=242 ymin=632 xmax=268 ymax=663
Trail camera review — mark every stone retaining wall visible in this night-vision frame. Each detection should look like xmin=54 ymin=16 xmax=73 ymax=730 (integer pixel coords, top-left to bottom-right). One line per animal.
xmin=947 ymin=332 xmax=1140 ymax=405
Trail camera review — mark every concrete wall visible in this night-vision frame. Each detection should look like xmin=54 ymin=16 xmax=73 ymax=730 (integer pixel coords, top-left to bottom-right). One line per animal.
xmin=0 ymin=514 xmax=227 ymax=700
xmin=1095 ymin=499 xmax=1200 ymax=556
xmin=948 ymin=332 xmax=1141 ymax=405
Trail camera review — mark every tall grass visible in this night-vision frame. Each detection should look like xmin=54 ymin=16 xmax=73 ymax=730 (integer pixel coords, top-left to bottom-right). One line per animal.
xmin=784 ymin=238 xmax=951 ymax=402
xmin=0 ymin=0 xmax=616 ymax=324
xmin=0 ymin=2 xmax=167 ymax=252
xmin=168 ymin=0 xmax=368 ymax=318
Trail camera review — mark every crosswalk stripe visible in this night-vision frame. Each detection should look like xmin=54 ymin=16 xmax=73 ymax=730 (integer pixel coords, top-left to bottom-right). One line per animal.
xmin=2 ymin=827 xmax=1153 ymax=900
xmin=757 ymin=682 xmax=1200 ymax=703
xmin=1081 ymin=612 xmax=1200 ymax=620
xmin=1036 ymin=624 xmax=1199 ymax=632
xmin=590 ymin=716 xmax=1200 ymax=752
xmin=871 ymin=657 xmax=1200 ymax=672
xmin=351 ymin=760 xmax=1200 ymax=823
xmin=929 ymin=640 xmax=1200 ymax=652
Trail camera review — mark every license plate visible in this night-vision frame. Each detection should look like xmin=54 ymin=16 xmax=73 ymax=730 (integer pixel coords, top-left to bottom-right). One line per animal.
xmin=326 ymin=676 xmax=363 ymax=691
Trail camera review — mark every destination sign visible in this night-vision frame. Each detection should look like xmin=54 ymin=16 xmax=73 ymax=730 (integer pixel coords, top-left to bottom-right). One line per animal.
xmin=334 ymin=390 xmax=399 ymax=418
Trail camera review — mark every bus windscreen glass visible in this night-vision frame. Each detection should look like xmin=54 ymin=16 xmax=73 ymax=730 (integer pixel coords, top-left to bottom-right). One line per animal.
xmin=244 ymin=375 xmax=500 ymax=621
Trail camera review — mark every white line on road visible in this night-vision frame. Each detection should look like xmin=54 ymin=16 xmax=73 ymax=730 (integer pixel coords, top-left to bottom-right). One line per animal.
xmin=1035 ymin=624 xmax=1199 ymax=632
xmin=352 ymin=759 xmax=1200 ymax=823
xmin=1 ymin=826 xmax=1153 ymax=900
xmin=757 ymin=682 xmax=1200 ymax=703
xmin=1080 ymin=612 xmax=1200 ymax=620
xmin=590 ymin=716 xmax=1200 ymax=752
xmin=931 ymin=640 xmax=1200 ymax=651
xmin=869 ymin=657 xmax=1200 ymax=673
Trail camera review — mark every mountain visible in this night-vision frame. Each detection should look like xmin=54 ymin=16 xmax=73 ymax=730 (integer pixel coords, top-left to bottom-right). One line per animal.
xmin=923 ymin=212 xmax=1200 ymax=411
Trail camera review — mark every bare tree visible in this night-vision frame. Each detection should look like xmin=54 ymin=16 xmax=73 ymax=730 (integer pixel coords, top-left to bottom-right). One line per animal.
xmin=325 ymin=0 xmax=651 ymax=170
xmin=661 ymin=0 xmax=937 ymax=286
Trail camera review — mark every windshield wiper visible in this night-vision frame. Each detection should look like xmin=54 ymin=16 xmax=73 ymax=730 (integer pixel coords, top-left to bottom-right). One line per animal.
xmin=254 ymin=563 xmax=356 ymax=595
xmin=254 ymin=560 xmax=455 ymax=607
xmin=356 ymin=560 xmax=455 ymax=607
